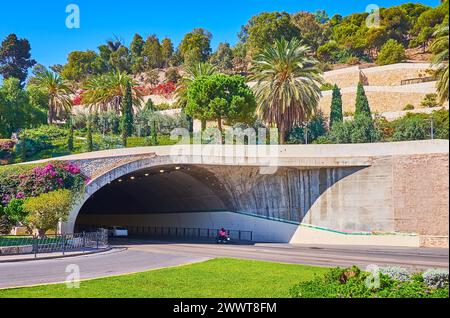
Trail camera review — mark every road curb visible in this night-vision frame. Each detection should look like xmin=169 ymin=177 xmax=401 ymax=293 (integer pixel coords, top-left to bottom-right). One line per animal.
xmin=0 ymin=247 xmax=120 ymax=264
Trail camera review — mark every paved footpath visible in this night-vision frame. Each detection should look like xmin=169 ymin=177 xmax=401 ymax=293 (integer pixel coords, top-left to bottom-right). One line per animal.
xmin=0 ymin=240 xmax=448 ymax=289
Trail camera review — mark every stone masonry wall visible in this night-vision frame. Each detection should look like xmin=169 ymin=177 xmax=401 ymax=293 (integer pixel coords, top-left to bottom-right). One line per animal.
xmin=393 ymin=153 xmax=449 ymax=248
xmin=324 ymin=63 xmax=433 ymax=88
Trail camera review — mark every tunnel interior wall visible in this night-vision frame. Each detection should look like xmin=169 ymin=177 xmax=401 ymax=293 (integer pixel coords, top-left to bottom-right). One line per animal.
xmin=76 ymin=212 xmax=299 ymax=243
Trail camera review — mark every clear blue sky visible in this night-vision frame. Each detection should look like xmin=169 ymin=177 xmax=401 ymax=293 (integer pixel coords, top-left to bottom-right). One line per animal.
xmin=0 ymin=0 xmax=440 ymax=68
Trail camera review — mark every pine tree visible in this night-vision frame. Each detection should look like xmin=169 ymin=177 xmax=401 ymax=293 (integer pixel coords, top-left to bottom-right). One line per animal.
xmin=330 ymin=84 xmax=343 ymax=129
xmin=355 ymin=82 xmax=371 ymax=118
xmin=121 ymin=82 xmax=134 ymax=147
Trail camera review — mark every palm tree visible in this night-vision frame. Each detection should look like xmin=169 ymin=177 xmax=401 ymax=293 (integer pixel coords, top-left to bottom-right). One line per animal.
xmin=249 ymin=38 xmax=323 ymax=144
xmin=82 ymin=71 xmax=143 ymax=114
xmin=431 ymin=23 xmax=449 ymax=104
xmin=34 ymin=71 xmax=73 ymax=124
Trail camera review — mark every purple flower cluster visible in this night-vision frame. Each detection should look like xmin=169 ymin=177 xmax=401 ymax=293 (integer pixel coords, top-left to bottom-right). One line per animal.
xmin=64 ymin=163 xmax=81 ymax=175
xmin=0 ymin=161 xmax=88 ymax=208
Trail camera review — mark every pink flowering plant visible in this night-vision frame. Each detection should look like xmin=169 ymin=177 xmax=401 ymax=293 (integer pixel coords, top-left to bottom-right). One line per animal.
xmin=0 ymin=161 xmax=88 ymax=207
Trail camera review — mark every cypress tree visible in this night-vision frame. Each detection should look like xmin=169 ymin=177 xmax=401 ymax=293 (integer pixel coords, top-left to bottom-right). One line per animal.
xmin=330 ymin=84 xmax=343 ymax=129
xmin=151 ymin=120 xmax=158 ymax=145
xmin=67 ymin=117 xmax=74 ymax=152
xmin=86 ymin=122 xmax=93 ymax=152
xmin=20 ymin=137 xmax=27 ymax=161
xmin=355 ymin=82 xmax=371 ymax=118
xmin=121 ymin=82 xmax=134 ymax=147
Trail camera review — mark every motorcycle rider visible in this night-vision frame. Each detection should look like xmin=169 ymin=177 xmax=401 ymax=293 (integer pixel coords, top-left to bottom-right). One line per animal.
xmin=218 ymin=228 xmax=228 ymax=240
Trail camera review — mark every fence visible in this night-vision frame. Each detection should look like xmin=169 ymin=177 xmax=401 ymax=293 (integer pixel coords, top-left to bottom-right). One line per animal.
xmin=126 ymin=226 xmax=253 ymax=242
xmin=0 ymin=231 xmax=109 ymax=258
xmin=401 ymin=76 xmax=435 ymax=85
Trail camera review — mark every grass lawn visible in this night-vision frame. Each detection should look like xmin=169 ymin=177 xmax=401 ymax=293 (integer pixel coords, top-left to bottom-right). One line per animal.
xmin=0 ymin=258 xmax=327 ymax=298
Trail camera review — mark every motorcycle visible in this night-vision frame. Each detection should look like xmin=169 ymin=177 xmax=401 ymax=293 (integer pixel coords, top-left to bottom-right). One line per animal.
xmin=216 ymin=236 xmax=231 ymax=244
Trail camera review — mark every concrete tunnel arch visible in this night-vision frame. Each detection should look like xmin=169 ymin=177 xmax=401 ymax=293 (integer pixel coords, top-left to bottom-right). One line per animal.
xmin=62 ymin=156 xmax=236 ymax=234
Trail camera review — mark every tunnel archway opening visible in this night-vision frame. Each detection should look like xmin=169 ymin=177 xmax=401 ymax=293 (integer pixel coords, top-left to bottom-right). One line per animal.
xmin=75 ymin=165 xmax=237 ymax=237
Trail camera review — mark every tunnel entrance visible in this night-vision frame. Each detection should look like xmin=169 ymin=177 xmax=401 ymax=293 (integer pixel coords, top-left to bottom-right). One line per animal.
xmin=75 ymin=165 xmax=239 ymax=238
xmin=74 ymin=163 xmax=360 ymax=243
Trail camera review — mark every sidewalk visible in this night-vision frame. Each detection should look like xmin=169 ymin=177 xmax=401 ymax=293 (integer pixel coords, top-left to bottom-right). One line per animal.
xmin=0 ymin=247 xmax=111 ymax=263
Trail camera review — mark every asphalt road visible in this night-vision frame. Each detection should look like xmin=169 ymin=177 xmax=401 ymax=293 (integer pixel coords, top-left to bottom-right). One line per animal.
xmin=0 ymin=239 xmax=448 ymax=289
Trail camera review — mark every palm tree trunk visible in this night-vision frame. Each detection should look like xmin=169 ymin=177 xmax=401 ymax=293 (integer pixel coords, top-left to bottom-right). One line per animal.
xmin=201 ymin=119 xmax=207 ymax=131
xmin=48 ymin=102 xmax=53 ymax=125
xmin=278 ymin=119 xmax=286 ymax=145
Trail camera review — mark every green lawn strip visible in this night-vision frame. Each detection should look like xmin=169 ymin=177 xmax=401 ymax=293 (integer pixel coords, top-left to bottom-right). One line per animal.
xmin=0 ymin=258 xmax=327 ymax=298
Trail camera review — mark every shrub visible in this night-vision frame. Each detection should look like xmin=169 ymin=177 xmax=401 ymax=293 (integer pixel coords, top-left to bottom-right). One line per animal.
xmin=423 ymin=269 xmax=449 ymax=289
xmin=380 ymin=267 xmax=411 ymax=282
xmin=345 ymin=56 xmax=360 ymax=65
xmin=403 ymin=104 xmax=415 ymax=111
xmin=376 ymin=40 xmax=406 ymax=66
xmin=166 ymin=68 xmax=181 ymax=83
xmin=0 ymin=213 xmax=12 ymax=235
xmin=16 ymin=126 xmax=69 ymax=158
xmin=320 ymin=83 xmax=334 ymax=91
xmin=0 ymin=139 xmax=15 ymax=154
xmin=290 ymin=266 xmax=449 ymax=298
xmin=155 ymin=103 xmax=173 ymax=111
xmin=421 ymin=93 xmax=441 ymax=108
xmin=151 ymin=82 xmax=177 ymax=98
xmin=24 ymin=189 xmax=73 ymax=236
xmin=4 ymin=198 xmax=27 ymax=225
xmin=392 ymin=114 xmax=429 ymax=141
xmin=431 ymin=109 xmax=449 ymax=139
xmin=327 ymin=115 xmax=380 ymax=144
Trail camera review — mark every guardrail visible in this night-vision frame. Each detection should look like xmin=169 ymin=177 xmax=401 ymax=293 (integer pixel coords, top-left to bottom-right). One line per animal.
xmin=127 ymin=226 xmax=253 ymax=242
xmin=0 ymin=231 xmax=109 ymax=258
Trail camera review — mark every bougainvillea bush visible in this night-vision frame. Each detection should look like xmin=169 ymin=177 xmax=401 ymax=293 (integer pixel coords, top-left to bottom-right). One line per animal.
xmin=0 ymin=161 xmax=88 ymax=206
xmin=151 ymin=82 xmax=177 ymax=98
xmin=0 ymin=161 xmax=89 ymax=234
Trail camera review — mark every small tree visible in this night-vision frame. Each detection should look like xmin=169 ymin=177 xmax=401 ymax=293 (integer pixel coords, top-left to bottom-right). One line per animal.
xmin=355 ymin=83 xmax=371 ymax=118
xmin=24 ymin=190 xmax=73 ymax=237
xmin=121 ymin=82 xmax=134 ymax=147
xmin=376 ymin=39 xmax=406 ymax=66
xmin=330 ymin=84 xmax=343 ymax=129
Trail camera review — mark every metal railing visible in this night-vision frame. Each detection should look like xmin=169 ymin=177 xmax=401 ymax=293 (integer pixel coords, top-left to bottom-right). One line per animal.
xmin=401 ymin=76 xmax=436 ymax=85
xmin=77 ymin=224 xmax=254 ymax=242
xmin=127 ymin=226 xmax=253 ymax=242
xmin=0 ymin=231 xmax=109 ymax=258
